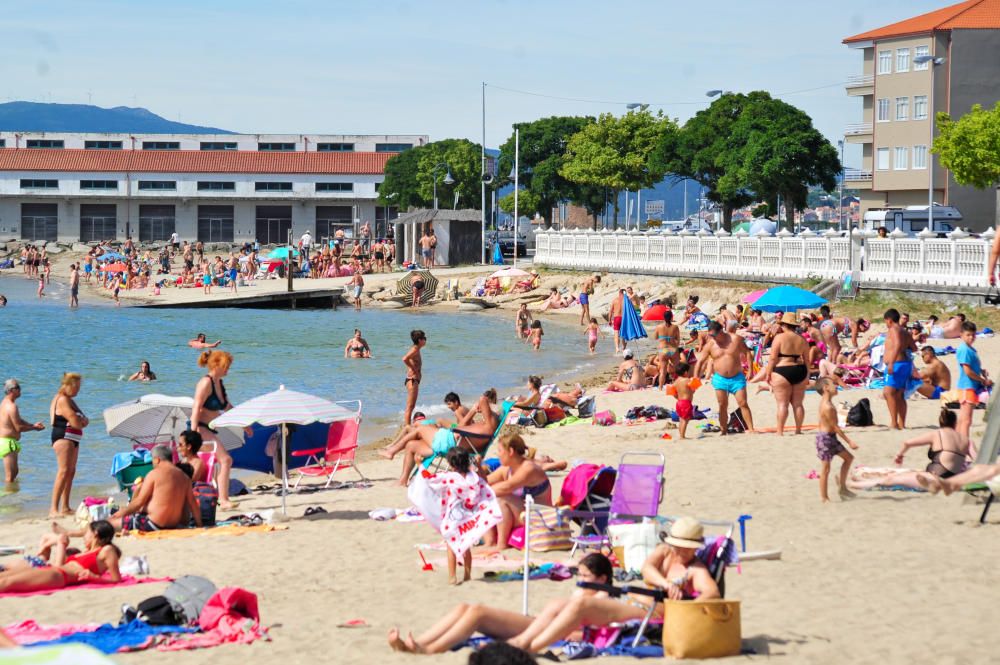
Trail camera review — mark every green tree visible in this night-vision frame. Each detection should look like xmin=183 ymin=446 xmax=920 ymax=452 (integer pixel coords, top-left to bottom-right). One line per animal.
xmin=498 ymin=189 xmax=541 ymax=219
xmin=560 ymin=109 xmax=678 ymax=229
xmin=378 ymin=139 xmax=482 ymax=210
xmin=933 ymin=102 xmax=1000 ymax=190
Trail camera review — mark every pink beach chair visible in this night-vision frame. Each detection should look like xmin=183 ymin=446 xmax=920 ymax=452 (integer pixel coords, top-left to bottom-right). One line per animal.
xmin=291 ymin=418 xmax=367 ymax=489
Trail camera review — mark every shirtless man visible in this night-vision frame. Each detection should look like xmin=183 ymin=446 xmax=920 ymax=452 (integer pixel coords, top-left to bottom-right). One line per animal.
xmin=701 ymin=321 xmax=754 ymax=434
xmin=68 ymin=264 xmax=80 ymax=308
xmin=716 ymin=304 xmax=737 ymax=327
xmin=579 ymin=275 xmax=599 ymax=325
xmin=0 ymin=379 xmax=45 ymax=482
xmin=916 ymin=345 xmax=952 ymax=399
xmin=182 ymin=241 xmax=194 ymax=273
xmin=608 ymin=289 xmax=625 ymax=354
xmin=109 ymin=445 xmax=201 ymax=532
xmin=882 ymin=308 xmax=918 ymax=429
xmin=402 ymin=330 xmax=426 ymax=426
xmin=419 ymin=229 xmax=435 ymax=268
xmin=188 ymin=333 xmax=222 ymax=349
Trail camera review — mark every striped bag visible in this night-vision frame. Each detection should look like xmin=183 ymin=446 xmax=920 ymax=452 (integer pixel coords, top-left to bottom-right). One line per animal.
xmin=525 ymin=505 xmax=572 ymax=552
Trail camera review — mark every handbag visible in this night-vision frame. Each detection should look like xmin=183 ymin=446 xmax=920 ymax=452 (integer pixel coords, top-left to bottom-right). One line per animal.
xmin=524 ymin=505 xmax=572 ymax=551
xmin=662 ymin=599 xmax=742 ymax=659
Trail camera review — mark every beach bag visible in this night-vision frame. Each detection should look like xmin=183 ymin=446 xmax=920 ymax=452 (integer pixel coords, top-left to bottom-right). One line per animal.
xmin=192 ymin=482 xmax=218 ymax=527
xmin=525 ymin=506 xmax=572 ymax=552
xmin=727 ymin=409 xmax=748 ymax=434
xmin=163 ymin=575 xmax=218 ymax=625
xmin=608 ymin=522 xmax=659 ymax=572
xmin=136 ymin=596 xmax=183 ymax=626
xmin=662 ymin=599 xmax=742 ymax=659
xmin=593 ymin=410 xmax=616 ymax=426
xmin=847 ymin=398 xmax=874 ymax=427
xmin=576 ymin=395 xmax=596 ymax=418
xmin=543 ymin=406 xmax=566 ymax=424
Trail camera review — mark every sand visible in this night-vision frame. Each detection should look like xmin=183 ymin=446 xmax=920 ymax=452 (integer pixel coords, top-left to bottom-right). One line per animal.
xmin=2 ymin=276 xmax=998 ymax=663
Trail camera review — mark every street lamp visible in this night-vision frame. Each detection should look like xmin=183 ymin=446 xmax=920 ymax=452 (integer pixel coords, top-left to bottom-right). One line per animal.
xmin=431 ymin=162 xmax=454 ymax=210
xmin=914 ymin=55 xmax=947 ymax=231
xmin=705 ymin=89 xmax=732 ymax=99
xmin=838 ymin=140 xmax=845 ymax=232
xmin=625 ymin=102 xmax=648 ymax=111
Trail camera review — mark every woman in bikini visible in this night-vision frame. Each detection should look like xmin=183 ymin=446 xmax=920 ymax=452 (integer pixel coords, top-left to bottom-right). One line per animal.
xmin=818 ymin=310 xmax=870 ymax=362
xmin=128 ymin=360 xmax=158 ymax=382
xmin=481 ymin=434 xmax=552 ymax=552
xmin=606 ymin=350 xmax=644 ymax=391
xmin=760 ymin=312 xmax=810 ymax=436
xmin=191 ymin=350 xmax=246 ymax=510
xmin=344 ymin=329 xmax=372 ymax=359
xmin=511 ymin=376 xmax=543 ymax=417
xmin=653 ymin=310 xmax=681 ymax=388
xmin=49 ymin=373 xmax=88 ymax=518
xmin=0 ymin=520 xmax=120 ymax=593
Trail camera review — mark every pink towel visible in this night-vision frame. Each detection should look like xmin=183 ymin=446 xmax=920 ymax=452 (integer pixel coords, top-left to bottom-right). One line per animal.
xmin=559 ymin=463 xmax=603 ymax=508
xmin=4 ymin=620 xmax=103 ymax=645
xmin=0 ymin=575 xmax=171 ymax=599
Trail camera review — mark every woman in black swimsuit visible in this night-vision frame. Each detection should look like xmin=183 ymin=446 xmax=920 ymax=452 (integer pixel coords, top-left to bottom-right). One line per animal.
xmin=762 ymin=312 xmax=810 ymax=435
xmin=48 ymin=373 xmax=88 ymax=518
xmin=344 ymin=329 xmax=372 ymax=359
xmin=410 ymin=272 xmax=425 ymax=308
xmin=191 ymin=350 xmax=242 ymax=510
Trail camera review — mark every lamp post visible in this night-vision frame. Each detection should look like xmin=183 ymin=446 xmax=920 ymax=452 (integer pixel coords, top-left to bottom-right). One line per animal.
xmin=914 ymin=55 xmax=946 ymax=231
xmin=513 ymin=128 xmax=519 ymax=268
xmin=706 ymin=89 xmax=732 ymax=99
xmin=382 ymin=192 xmax=397 ymax=239
xmin=431 ymin=162 xmax=454 ymax=210
xmin=838 ymin=140 xmax=845 ymax=232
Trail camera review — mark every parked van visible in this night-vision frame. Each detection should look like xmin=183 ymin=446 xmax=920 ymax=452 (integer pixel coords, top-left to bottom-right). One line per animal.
xmin=861 ymin=205 xmax=961 ymax=236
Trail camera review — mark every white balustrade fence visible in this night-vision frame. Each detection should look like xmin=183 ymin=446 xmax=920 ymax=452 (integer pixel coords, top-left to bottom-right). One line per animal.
xmin=533 ymin=228 xmax=994 ymax=289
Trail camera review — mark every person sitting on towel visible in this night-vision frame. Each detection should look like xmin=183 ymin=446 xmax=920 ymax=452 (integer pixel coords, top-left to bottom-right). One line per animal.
xmin=109 ymin=445 xmax=202 ymax=532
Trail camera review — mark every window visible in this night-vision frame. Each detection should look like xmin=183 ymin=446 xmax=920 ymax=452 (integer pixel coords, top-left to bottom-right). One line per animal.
xmin=317 ymin=142 xmax=354 ymax=152
xmin=20 ymin=179 xmax=58 ymax=189
xmin=877 ymin=98 xmax=890 ymax=122
xmin=80 ymin=180 xmax=118 ymax=190
xmin=79 ymin=204 xmax=117 ymax=242
xmin=894 ymin=147 xmax=908 ymax=170
xmin=142 ymin=141 xmax=180 ymax=150
xmin=896 ymin=48 xmax=910 ymax=73
xmin=255 ymin=205 xmax=293 ymax=245
xmin=914 ymin=95 xmax=928 ymax=120
xmin=137 ymin=180 xmax=177 ymax=190
xmin=316 ymin=182 xmax=353 ymax=192
xmin=255 ymin=182 xmax=293 ymax=191
xmin=84 ymin=140 xmax=122 ymax=149
xmin=26 ymin=139 xmax=64 ymax=149
xmin=876 ymin=148 xmax=890 ymax=171
xmin=21 ymin=203 xmax=58 ymax=242
xmin=913 ymin=145 xmax=928 ymax=169
xmin=375 ymin=143 xmax=412 ymax=152
xmin=197 ymin=205 xmax=234 ymax=243
xmin=914 ymin=45 xmax=930 ymax=70
xmin=896 ymin=97 xmax=909 ymax=121
xmin=257 ymin=142 xmax=295 ymax=151
xmin=878 ymin=50 xmax=892 ymax=75
xmin=316 ymin=206 xmax=352 ymax=239
xmin=197 ymin=181 xmax=236 ymax=191
xmin=200 ymin=141 xmax=237 ymax=150
xmin=139 ymin=205 xmax=176 ymax=242
xmin=0 ymin=139 xmax=5 ymax=147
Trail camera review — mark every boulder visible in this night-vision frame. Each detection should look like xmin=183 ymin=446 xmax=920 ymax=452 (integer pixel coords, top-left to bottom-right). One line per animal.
xmin=458 ymin=301 xmax=485 ymax=312
xmin=72 ymin=243 xmax=91 ymax=253
xmin=380 ymin=300 xmax=405 ymax=309
xmin=45 ymin=244 xmax=64 ymax=254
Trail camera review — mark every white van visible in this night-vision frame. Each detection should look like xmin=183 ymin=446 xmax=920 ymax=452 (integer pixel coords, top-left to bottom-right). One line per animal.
xmin=862 ymin=205 xmax=961 ymax=236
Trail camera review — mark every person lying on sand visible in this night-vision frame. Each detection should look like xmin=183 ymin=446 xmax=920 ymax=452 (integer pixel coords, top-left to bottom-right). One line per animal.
xmin=917 ymin=461 xmax=1000 ymax=494
xmin=0 ymin=520 xmax=121 ymax=594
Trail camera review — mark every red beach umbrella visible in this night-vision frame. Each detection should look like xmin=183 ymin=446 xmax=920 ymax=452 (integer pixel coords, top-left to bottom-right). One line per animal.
xmin=641 ymin=304 xmax=669 ymax=322
xmin=104 ymin=262 xmax=127 ymax=273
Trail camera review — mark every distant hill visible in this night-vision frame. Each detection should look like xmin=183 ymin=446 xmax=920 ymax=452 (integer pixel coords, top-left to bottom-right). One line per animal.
xmin=0 ymin=102 xmax=233 ymax=134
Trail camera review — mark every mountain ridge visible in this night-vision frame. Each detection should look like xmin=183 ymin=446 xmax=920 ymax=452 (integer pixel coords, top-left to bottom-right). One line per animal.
xmin=0 ymin=102 xmax=233 ymax=134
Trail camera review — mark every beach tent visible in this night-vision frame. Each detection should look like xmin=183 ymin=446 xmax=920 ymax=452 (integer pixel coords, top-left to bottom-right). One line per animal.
xmin=751 ymin=285 xmax=827 ymax=313
xmin=641 ymin=303 xmax=669 ymax=322
xmin=619 ymin=296 xmax=647 ymax=343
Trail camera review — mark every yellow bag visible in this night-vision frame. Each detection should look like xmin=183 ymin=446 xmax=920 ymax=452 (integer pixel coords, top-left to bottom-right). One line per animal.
xmin=662 ymin=599 xmax=741 ymax=659
xmin=524 ymin=505 xmax=572 ymax=551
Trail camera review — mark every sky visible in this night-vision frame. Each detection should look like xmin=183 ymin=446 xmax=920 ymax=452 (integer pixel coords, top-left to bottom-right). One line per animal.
xmin=0 ymin=0 xmax=958 ymax=168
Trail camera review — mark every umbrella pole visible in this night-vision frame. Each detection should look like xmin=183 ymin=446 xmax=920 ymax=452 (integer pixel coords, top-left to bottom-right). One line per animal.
xmin=281 ymin=424 xmax=288 ymax=517
xmin=522 ymin=493 xmax=532 ymax=615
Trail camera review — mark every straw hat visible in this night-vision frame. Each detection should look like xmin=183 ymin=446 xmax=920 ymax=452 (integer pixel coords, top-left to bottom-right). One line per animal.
xmin=779 ymin=312 xmax=799 ymax=326
xmin=664 ymin=516 xmax=704 ymax=549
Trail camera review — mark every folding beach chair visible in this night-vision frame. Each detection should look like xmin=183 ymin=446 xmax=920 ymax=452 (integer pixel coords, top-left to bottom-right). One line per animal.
xmin=556 ymin=464 xmax=617 ymax=555
xmin=417 ymin=400 xmax=515 ymax=476
xmin=291 ymin=416 xmax=367 ymax=489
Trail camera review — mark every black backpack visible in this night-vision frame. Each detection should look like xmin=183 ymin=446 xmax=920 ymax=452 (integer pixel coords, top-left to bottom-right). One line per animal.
xmin=847 ymin=398 xmax=874 ymax=427
xmin=136 ymin=575 xmax=217 ymax=626
xmin=727 ymin=409 xmax=748 ymax=434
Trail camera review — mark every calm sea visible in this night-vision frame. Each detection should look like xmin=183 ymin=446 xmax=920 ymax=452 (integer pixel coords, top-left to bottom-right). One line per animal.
xmin=0 ymin=274 xmax=600 ymax=518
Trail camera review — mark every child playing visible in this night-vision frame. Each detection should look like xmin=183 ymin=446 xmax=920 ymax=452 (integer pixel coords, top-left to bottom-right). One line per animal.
xmin=955 ymin=320 xmax=992 ymax=440
xmin=528 ymin=320 xmax=543 ymax=351
xmin=443 ymin=448 xmax=475 ymax=585
xmin=665 ymin=362 xmax=701 ymax=439
xmin=203 ymin=271 xmax=213 ymax=295
xmin=814 ymin=377 xmax=859 ymax=503
xmin=584 ymin=318 xmax=602 ymax=354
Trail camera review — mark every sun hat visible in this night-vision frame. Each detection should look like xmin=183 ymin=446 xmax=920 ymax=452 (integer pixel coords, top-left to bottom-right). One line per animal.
xmin=780 ymin=312 xmax=799 ymax=326
xmin=664 ymin=516 xmax=704 ymax=549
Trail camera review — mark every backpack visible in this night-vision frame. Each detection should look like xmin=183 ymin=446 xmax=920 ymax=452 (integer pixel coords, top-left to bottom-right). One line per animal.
xmin=847 ymin=398 xmax=874 ymax=427
xmin=576 ymin=395 xmax=596 ymax=419
xmin=727 ymin=409 xmax=748 ymax=434
xmin=193 ymin=482 xmax=218 ymax=527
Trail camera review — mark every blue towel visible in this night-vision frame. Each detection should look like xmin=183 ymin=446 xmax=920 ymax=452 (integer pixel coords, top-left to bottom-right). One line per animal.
xmin=109 ymin=449 xmax=151 ymax=478
xmin=28 ymin=621 xmax=194 ymax=654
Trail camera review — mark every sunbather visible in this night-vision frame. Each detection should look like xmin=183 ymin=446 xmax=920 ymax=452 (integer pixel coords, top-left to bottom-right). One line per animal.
xmin=917 ymin=462 xmax=1000 ymax=494
xmin=480 ymin=434 xmax=553 ymax=552
xmin=606 ymin=350 xmax=644 ymax=391
xmin=511 ymin=376 xmax=543 ymax=416
xmin=0 ymin=520 xmax=121 ymax=593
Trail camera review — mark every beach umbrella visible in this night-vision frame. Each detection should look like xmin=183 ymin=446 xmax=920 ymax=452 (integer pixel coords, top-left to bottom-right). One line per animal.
xmin=210 ymin=386 xmax=360 ymax=516
xmin=265 ymin=247 xmax=299 ymax=261
xmin=103 ymin=262 xmax=127 ymax=273
xmin=103 ymin=394 xmax=244 ymax=449
xmin=97 ymin=252 xmax=125 ymax=262
xmin=492 ymin=242 xmax=504 ymax=265
xmin=742 ymin=289 xmax=767 ymax=305
xmin=619 ymin=295 xmax=647 ymax=343
xmin=490 ymin=267 xmax=530 ymax=279
xmin=396 ymin=270 xmax=438 ymax=304
xmin=752 ymin=285 xmax=827 ymax=313
xmin=641 ymin=303 xmax=669 ymax=322
xmin=749 ymin=218 xmax=777 ymax=236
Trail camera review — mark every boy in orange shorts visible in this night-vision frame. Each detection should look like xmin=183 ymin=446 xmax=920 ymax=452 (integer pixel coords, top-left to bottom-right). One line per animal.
xmin=665 ymin=362 xmax=701 ymax=439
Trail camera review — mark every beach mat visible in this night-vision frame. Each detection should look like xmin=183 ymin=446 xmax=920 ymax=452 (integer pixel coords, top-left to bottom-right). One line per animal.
xmin=0 ymin=575 xmax=171 ymax=599
xmin=127 ymin=524 xmax=287 ymax=540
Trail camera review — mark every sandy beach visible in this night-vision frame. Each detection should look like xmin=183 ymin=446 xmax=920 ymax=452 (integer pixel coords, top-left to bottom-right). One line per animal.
xmin=2 ymin=282 xmax=998 ymax=663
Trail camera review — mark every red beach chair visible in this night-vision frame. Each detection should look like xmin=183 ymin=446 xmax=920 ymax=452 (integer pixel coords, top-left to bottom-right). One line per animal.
xmin=291 ymin=418 xmax=367 ymax=489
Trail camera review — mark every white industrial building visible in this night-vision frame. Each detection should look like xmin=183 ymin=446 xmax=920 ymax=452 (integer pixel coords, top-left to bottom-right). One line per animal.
xmin=0 ymin=132 xmax=427 ymax=244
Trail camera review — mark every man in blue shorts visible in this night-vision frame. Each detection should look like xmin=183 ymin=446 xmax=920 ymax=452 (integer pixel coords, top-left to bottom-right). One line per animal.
xmin=882 ymin=308 xmax=918 ymax=429
xmin=701 ymin=321 xmax=754 ymax=435
xmin=579 ymin=274 xmax=600 ymax=326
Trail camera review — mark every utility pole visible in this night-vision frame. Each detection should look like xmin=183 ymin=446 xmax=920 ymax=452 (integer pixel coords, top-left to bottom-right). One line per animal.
xmin=481 ymin=82 xmax=487 ymax=265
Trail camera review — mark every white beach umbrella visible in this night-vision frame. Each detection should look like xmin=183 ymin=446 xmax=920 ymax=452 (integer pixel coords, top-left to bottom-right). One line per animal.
xmin=210 ymin=385 xmax=360 ymax=516
xmin=490 ymin=267 xmax=530 ymax=279
xmin=103 ymin=393 xmax=243 ymax=449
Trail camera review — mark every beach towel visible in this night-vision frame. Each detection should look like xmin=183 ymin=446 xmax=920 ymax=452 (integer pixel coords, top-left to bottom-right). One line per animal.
xmin=4 ymin=620 xmax=103 ymax=645
xmin=408 ymin=470 xmax=502 ymax=557
xmin=0 ymin=575 xmax=171 ymax=599
xmin=127 ymin=524 xmax=286 ymax=540
xmin=22 ymin=620 xmax=194 ymax=654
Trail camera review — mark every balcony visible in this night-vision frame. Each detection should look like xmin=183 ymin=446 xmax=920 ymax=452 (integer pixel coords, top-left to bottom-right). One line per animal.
xmin=844 ymin=122 xmax=873 ymax=144
xmin=843 ymin=168 xmax=873 ymax=190
xmin=845 ymin=74 xmax=874 ymax=96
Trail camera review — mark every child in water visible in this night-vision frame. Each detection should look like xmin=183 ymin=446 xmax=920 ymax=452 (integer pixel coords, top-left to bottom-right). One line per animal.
xmin=584 ymin=318 xmax=602 ymax=354
xmin=528 ymin=320 xmax=543 ymax=351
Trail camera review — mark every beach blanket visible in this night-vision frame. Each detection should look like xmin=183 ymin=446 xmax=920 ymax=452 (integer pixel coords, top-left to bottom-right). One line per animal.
xmin=127 ymin=524 xmax=286 ymax=540
xmin=20 ymin=620 xmax=194 ymax=654
xmin=408 ymin=471 xmax=502 ymax=556
xmin=0 ymin=575 xmax=171 ymax=599
xmin=4 ymin=620 xmax=103 ymax=645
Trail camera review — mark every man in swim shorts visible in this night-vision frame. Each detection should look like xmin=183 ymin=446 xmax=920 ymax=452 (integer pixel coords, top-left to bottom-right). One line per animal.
xmin=109 ymin=445 xmax=202 ymax=532
xmin=916 ymin=345 xmax=951 ymax=399
xmin=68 ymin=263 xmax=80 ymax=309
xmin=0 ymin=379 xmax=45 ymax=482
xmin=882 ymin=308 xmax=918 ymax=429
xmin=579 ymin=275 xmax=600 ymax=326
xmin=701 ymin=322 xmax=754 ymax=435
xmin=609 ymin=289 xmax=625 ymax=353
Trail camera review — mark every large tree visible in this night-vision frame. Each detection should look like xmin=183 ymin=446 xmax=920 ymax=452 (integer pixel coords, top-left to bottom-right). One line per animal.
xmin=934 ymin=102 xmax=1000 ymax=190
xmin=378 ymin=138 xmax=482 ymax=210
xmin=560 ymin=109 xmax=677 ymax=229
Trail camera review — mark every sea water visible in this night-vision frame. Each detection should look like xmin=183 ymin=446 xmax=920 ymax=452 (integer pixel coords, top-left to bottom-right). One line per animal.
xmin=0 ymin=275 xmax=600 ymax=518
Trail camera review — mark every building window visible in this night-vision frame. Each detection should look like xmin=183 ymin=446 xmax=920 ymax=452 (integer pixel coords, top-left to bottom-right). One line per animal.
xmin=197 ymin=205 xmax=234 ymax=243
xmin=895 ymin=97 xmax=909 ymax=121
xmin=913 ymin=145 xmax=928 ymax=169
xmin=79 ymin=204 xmax=117 ymax=242
xmin=139 ymin=205 xmax=176 ymax=242
xmin=375 ymin=143 xmax=412 ymax=152
xmin=878 ymin=50 xmax=892 ymax=75
xmin=197 ymin=181 xmax=236 ymax=191
xmin=316 ymin=206 xmax=353 ymax=239
xmin=914 ymin=95 xmax=928 ymax=120
xmin=84 ymin=140 xmax=123 ymax=149
xmin=142 ymin=141 xmax=180 ymax=150
xmin=258 ymin=142 xmax=295 ymax=151
xmin=317 ymin=143 xmax=354 ymax=152
xmin=80 ymin=180 xmax=118 ymax=190
xmin=20 ymin=179 xmax=58 ymax=189
xmin=316 ymin=182 xmax=353 ymax=192
xmin=200 ymin=141 xmax=237 ymax=150
xmin=26 ymin=139 xmax=64 ymax=149
xmin=0 ymin=139 xmax=5 ymax=147
xmin=896 ymin=48 xmax=910 ymax=73
xmin=876 ymin=148 xmax=890 ymax=171
xmin=894 ymin=147 xmax=908 ymax=170
xmin=21 ymin=203 xmax=58 ymax=242
xmin=914 ymin=45 xmax=930 ymax=70
xmin=137 ymin=180 xmax=177 ymax=190
xmin=877 ymin=98 xmax=890 ymax=122
xmin=255 ymin=182 xmax=293 ymax=191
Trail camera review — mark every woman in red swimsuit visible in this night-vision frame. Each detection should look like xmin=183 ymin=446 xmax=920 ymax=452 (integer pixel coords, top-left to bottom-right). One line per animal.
xmin=0 ymin=520 xmax=121 ymax=593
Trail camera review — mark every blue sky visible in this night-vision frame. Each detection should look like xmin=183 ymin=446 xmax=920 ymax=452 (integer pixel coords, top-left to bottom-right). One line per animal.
xmin=0 ymin=0 xmax=954 ymax=167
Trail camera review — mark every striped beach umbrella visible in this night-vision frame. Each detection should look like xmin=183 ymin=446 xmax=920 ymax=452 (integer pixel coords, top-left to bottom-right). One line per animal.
xmin=396 ymin=270 xmax=438 ymax=304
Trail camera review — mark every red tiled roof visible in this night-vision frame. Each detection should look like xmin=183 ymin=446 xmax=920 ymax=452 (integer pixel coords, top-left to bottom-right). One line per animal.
xmin=0 ymin=148 xmax=394 ymax=175
xmin=843 ymin=0 xmax=1000 ymax=43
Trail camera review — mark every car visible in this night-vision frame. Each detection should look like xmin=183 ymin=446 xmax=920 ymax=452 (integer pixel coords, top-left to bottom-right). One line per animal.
xmin=486 ymin=232 xmax=527 ymax=257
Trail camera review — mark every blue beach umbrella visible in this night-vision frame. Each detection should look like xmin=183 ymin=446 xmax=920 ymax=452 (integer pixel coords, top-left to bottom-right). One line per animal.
xmin=491 ymin=242 xmax=504 ymax=265
xmin=752 ymin=285 xmax=827 ymax=313
xmin=97 ymin=252 xmax=125 ymax=262
xmin=266 ymin=246 xmax=299 ymax=261
xmin=619 ymin=295 xmax=647 ymax=342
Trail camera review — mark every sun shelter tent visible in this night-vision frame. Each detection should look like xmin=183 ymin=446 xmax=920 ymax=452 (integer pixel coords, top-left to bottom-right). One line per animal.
xmin=393 ymin=209 xmax=483 ymax=266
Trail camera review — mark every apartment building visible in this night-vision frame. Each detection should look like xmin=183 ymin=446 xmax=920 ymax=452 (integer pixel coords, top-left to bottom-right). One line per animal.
xmin=843 ymin=0 xmax=1000 ymax=230
xmin=0 ymin=132 xmax=428 ymax=244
